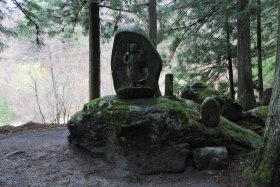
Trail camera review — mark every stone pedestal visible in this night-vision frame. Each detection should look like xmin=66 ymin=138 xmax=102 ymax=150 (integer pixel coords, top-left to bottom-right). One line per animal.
xmin=68 ymin=97 xmax=261 ymax=174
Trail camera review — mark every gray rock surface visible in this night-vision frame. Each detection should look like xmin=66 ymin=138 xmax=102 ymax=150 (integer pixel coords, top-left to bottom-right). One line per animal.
xmin=201 ymin=97 xmax=220 ymax=128
xmin=181 ymin=87 xmax=196 ymax=100
xmin=220 ymin=98 xmax=243 ymax=122
xmin=193 ymin=147 xmax=228 ymax=170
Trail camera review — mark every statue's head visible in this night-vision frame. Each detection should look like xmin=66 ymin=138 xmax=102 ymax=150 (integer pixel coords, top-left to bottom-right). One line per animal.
xmin=129 ymin=43 xmax=138 ymax=53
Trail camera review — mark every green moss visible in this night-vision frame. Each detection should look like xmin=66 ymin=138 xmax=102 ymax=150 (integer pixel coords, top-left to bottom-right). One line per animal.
xmin=254 ymin=162 xmax=273 ymax=185
xmin=220 ymin=117 xmax=261 ymax=149
xmin=157 ymin=98 xmax=190 ymax=123
xmin=123 ymin=175 xmax=141 ymax=184
xmin=69 ymin=111 xmax=83 ymax=123
xmin=253 ymin=106 xmax=268 ymax=119
xmin=191 ymin=81 xmax=222 ymax=103
xmin=83 ymin=98 xmax=129 ymax=112
xmin=243 ymin=166 xmax=254 ymax=177
xmin=244 ymin=160 xmax=275 ymax=187
xmin=155 ymin=98 xmax=261 ymax=150
xmin=79 ymin=98 xmax=129 ymax=129
xmin=192 ymin=81 xmax=208 ymax=88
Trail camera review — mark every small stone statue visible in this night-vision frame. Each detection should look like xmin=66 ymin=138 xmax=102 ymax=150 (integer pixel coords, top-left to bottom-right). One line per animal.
xmin=123 ymin=43 xmax=148 ymax=87
xmin=201 ymin=97 xmax=220 ymax=127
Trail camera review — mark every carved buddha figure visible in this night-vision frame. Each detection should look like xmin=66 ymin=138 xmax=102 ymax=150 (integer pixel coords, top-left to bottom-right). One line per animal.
xmin=123 ymin=43 xmax=149 ymax=87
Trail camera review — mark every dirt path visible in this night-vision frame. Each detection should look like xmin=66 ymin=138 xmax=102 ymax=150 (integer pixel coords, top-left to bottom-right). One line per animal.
xmin=0 ymin=127 xmax=249 ymax=187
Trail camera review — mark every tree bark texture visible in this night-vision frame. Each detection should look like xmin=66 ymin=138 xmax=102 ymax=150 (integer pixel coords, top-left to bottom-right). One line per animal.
xmin=252 ymin=4 xmax=280 ymax=186
xmin=148 ymin=0 xmax=157 ymax=48
xmin=89 ymin=0 xmax=100 ymax=100
xmin=226 ymin=19 xmax=235 ymax=100
xmin=237 ymin=0 xmax=256 ymax=110
xmin=257 ymin=0 xmax=263 ymax=100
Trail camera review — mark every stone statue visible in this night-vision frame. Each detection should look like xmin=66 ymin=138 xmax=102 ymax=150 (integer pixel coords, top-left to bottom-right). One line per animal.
xmin=123 ymin=43 xmax=148 ymax=87
xmin=111 ymin=25 xmax=162 ymax=99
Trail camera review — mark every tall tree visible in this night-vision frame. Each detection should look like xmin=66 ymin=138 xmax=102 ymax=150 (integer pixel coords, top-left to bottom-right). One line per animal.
xmin=225 ymin=17 xmax=235 ymax=100
xmin=148 ymin=0 xmax=157 ymax=48
xmin=89 ymin=0 xmax=100 ymax=100
xmin=257 ymin=0 xmax=263 ymax=100
xmin=250 ymin=3 xmax=280 ymax=185
xmin=237 ymin=0 xmax=256 ymax=110
xmin=0 ymin=0 xmax=15 ymax=51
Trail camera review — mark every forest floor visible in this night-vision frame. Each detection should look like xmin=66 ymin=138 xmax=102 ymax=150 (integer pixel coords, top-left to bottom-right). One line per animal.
xmin=0 ymin=123 xmax=252 ymax=187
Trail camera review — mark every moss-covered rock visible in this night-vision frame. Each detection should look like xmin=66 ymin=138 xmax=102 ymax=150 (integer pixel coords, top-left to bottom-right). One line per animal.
xmin=191 ymin=81 xmax=222 ymax=104
xmin=68 ymin=97 xmax=261 ymax=174
xmin=248 ymin=106 xmax=268 ymax=121
xmin=181 ymin=81 xmax=243 ymax=122
xmin=237 ymin=106 xmax=268 ymax=135
xmin=193 ymin=147 xmax=228 ymax=170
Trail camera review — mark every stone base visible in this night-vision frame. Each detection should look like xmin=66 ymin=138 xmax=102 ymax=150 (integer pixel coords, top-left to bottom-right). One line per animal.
xmin=67 ymin=97 xmax=261 ymax=174
xmin=117 ymin=87 xmax=155 ymax=99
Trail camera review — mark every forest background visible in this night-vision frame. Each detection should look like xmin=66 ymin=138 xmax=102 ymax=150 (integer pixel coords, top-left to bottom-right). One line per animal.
xmin=0 ymin=0 xmax=278 ymax=125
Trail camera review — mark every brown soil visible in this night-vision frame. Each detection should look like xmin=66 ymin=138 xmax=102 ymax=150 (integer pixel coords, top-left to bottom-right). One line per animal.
xmin=0 ymin=122 xmax=64 ymax=137
xmin=0 ymin=123 xmax=252 ymax=187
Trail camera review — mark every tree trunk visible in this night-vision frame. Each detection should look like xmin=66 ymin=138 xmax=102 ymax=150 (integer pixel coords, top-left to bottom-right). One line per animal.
xmin=237 ymin=0 xmax=256 ymax=110
xmin=251 ymin=4 xmax=280 ymax=186
xmin=225 ymin=18 xmax=235 ymax=100
xmin=257 ymin=0 xmax=263 ymax=101
xmin=148 ymin=0 xmax=161 ymax=96
xmin=89 ymin=0 xmax=100 ymax=100
xmin=148 ymin=0 xmax=157 ymax=48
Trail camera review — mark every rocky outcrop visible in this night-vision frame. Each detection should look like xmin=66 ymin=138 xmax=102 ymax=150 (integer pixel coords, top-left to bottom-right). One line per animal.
xmin=181 ymin=81 xmax=243 ymax=122
xmin=68 ymin=97 xmax=261 ymax=174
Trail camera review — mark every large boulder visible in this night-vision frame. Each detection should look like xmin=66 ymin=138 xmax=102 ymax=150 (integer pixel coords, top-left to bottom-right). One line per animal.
xmin=246 ymin=106 xmax=268 ymax=123
xmin=68 ymin=97 xmax=261 ymax=174
xmin=237 ymin=106 xmax=268 ymax=135
xmin=193 ymin=147 xmax=228 ymax=170
xmin=185 ymin=81 xmax=222 ymax=104
xmin=219 ymin=98 xmax=243 ymax=121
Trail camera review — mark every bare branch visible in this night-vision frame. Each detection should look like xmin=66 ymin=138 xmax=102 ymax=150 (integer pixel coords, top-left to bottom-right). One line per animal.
xmin=29 ymin=73 xmax=46 ymax=123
